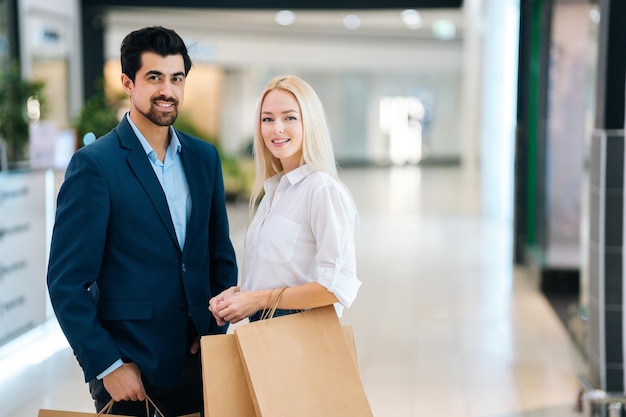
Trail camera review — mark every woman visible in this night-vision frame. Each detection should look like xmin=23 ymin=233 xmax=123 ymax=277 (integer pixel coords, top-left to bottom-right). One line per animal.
xmin=209 ymin=75 xmax=360 ymax=325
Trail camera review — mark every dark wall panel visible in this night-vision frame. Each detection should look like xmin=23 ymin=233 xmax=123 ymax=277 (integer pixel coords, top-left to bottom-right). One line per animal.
xmin=85 ymin=0 xmax=462 ymax=8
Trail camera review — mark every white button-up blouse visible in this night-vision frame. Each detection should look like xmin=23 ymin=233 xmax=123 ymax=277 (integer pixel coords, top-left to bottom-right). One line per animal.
xmin=241 ymin=164 xmax=361 ymax=316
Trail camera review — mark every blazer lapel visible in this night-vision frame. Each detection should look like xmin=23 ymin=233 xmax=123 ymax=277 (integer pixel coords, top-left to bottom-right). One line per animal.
xmin=178 ymin=132 xmax=204 ymax=252
xmin=116 ymin=119 xmax=180 ymax=251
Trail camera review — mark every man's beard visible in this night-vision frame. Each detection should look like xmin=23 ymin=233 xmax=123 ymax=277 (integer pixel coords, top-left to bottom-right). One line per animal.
xmin=140 ymin=97 xmax=179 ymax=126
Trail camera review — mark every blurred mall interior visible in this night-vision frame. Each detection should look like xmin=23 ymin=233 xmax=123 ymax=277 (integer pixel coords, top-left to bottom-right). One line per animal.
xmin=1 ymin=0 xmax=625 ymax=416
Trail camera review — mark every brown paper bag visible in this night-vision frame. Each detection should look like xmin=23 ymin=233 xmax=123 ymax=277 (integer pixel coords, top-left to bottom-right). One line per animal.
xmin=38 ymin=400 xmax=132 ymax=417
xmin=38 ymin=412 xmax=121 ymax=417
xmin=201 ymin=334 xmax=256 ymax=417
xmin=200 ymin=324 xmax=359 ymax=417
xmin=234 ymin=305 xmax=373 ymax=417
xmin=39 ymin=397 xmax=197 ymax=417
xmin=38 ymin=411 xmax=196 ymax=417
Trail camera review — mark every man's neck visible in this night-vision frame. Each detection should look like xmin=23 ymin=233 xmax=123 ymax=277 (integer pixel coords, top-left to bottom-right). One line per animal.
xmin=129 ymin=111 xmax=170 ymax=161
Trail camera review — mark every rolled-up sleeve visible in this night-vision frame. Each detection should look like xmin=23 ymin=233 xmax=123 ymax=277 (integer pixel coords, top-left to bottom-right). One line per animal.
xmin=316 ymin=257 xmax=361 ymax=309
xmin=311 ymin=180 xmax=361 ymax=314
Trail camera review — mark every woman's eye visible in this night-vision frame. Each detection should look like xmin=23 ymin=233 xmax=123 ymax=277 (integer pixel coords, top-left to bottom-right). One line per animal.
xmin=262 ymin=117 xmax=273 ymax=122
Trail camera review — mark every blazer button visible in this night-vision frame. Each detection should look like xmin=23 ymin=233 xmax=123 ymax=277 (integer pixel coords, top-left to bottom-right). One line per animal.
xmin=181 ymin=263 xmax=187 ymax=272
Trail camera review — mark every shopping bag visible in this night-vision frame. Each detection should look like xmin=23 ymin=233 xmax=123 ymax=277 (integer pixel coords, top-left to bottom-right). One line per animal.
xmin=200 ymin=333 xmax=256 ymax=417
xmin=37 ymin=412 xmax=128 ymax=417
xmin=38 ymin=412 xmax=129 ymax=417
xmin=38 ymin=399 xmax=132 ymax=417
xmin=38 ymin=410 xmax=196 ymax=417
xmin=342 ymin=325 xmax=359 ymax=371
xmin=38 ymin=396 xmax=198 ymax=417
xmin=234 ymin=305 xmax=373 ymax=417
xmin=200 ymin=324 xmax=359 ymax=417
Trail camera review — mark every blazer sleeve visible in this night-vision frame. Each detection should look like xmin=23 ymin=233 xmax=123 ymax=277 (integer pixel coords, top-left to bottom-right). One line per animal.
xmin=47 ymin=149 xmax=122 ymax=381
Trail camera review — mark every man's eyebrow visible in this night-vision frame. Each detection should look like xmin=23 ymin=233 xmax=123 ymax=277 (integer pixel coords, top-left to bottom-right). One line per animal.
xmin=144 ymin=70 xmax=186 ymax=77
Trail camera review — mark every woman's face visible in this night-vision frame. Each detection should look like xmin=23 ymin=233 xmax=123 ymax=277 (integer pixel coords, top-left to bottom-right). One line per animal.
xmin=260 ymin=89 xmax=303 ymax=173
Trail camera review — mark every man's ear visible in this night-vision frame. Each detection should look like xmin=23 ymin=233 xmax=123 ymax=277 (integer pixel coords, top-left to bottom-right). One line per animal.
xmin=121 ymin=73 xmax=134 ymax=95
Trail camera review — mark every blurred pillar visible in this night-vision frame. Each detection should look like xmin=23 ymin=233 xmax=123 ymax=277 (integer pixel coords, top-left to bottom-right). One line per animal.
xmin=80 ymin=2 xmax=105 ymax=101
xmin=587 ymin=0 xmax=626 ymax=393
xmin=478 ymin=0 xmax=520 ymax=222
xmin=460 ymin=0 xmax=482 ymax=177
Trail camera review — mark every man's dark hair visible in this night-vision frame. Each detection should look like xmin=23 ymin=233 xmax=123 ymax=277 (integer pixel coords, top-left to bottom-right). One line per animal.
xmin=120 ymin=26 xmax=192 ymax=82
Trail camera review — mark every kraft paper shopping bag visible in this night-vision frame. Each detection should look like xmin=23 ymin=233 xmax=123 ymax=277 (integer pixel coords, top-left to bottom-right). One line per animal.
xmin=38 ymin=412 xmax=114 ymax=417
xmin=234 ymin=305 xmax=373 ymax=417
xmin=38 ymin=399 xmax=132 ymax=417
xmin=200 ymin=324 xmax=359 ymax=417
xmin=200 ymin=333 xmax=256 ymax=417
xmin=38 ymin=396 xmax=195 ymax=417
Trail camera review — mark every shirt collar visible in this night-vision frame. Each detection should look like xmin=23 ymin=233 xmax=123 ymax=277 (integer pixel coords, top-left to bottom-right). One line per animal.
xmin=126 ymin=113 xmax=182 ymax=159
xmin=263 ymin=164 xmax=313 ymax=196
xmin=284 ymin=164 xmax=314 ymax=185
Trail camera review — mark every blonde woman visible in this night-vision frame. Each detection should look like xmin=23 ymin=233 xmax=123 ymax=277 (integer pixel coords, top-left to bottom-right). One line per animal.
xmin=209 ymin=75 xmax=360 ymax=324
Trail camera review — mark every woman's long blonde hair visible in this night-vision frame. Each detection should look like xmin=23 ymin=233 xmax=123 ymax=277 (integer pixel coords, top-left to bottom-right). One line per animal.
xmin=249 ymin=75 xmax=339 ymax=215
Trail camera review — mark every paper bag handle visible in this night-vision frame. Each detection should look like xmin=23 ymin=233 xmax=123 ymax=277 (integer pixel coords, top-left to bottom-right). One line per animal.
xmin=96 ymin=400 xmax=115 ymax=415
xmin=260 ymin=287 xmax=287 ymax=320
xmin=96 ymin=395 xmax=167 ymax=417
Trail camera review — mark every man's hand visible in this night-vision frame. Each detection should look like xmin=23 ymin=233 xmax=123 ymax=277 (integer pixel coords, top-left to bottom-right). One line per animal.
xmin=190 ymin=337 xmax=200 ymax=355
xmin=103 ymin=362 xmax=146 ymax=402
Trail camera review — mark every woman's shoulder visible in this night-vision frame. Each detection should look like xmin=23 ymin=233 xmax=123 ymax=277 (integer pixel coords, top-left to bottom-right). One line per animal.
xmin=304 ymin=170 xmax=338 ymax=189
xmin=306 ymin=170 xmax=354 ymax=202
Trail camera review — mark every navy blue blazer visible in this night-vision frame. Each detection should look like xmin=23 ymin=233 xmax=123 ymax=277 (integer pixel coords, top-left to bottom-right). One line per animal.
xmin=47 ymin=118 xmax=238 ymax=388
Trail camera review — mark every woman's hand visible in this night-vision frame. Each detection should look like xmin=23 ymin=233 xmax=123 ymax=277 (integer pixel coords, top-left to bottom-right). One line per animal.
xmin=209 ymin=286 xmax=240 ymax=326
xmin=212 ymin=290 xmax=266 ymax=324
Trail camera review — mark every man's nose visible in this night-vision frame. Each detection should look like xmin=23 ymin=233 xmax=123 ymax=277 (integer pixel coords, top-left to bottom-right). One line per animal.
xmin=160 ymin=80 xmax=173 ymax=96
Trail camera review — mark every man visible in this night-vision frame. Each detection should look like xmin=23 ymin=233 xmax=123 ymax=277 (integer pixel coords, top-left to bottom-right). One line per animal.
xmin=47 ymin=26 xmax=238 ymax=416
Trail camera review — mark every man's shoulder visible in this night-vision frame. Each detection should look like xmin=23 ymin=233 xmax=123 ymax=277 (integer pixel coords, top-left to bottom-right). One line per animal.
xmin=176 ymin=130 xmax=218 ymax=154
xmin=78 ymin=129 xmax=118 ymax=155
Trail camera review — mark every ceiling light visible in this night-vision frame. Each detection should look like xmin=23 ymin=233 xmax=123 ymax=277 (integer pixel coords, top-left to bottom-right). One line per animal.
xmin=275 ymin=10 xmax=296 ymax=26
xmin=343 ymin=14 xmax=361 ymax=30
xmin=590 ymin=7 xmax=600 ymax=24
xmin=401 ymin=9 xmax=422 ymax=29
xmin=432 ymin=19 xmax=456 ymax=40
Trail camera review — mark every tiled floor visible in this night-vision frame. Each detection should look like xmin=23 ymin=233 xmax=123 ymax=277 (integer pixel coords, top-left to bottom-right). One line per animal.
xmin=0 ymin=165 xmax=587 ymax=417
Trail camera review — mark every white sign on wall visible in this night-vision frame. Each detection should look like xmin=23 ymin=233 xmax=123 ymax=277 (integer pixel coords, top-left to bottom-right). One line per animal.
xmin=0 ymin=171 xmax=47 ymax=345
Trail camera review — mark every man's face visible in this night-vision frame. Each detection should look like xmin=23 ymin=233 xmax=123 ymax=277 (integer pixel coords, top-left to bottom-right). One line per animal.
xmin=122 ymin=52 xmax=186 ymax=127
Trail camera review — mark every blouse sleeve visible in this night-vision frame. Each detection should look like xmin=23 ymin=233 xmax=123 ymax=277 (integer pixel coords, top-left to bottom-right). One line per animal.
xmin=310 ymin=178 xmax=361 ymax=313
